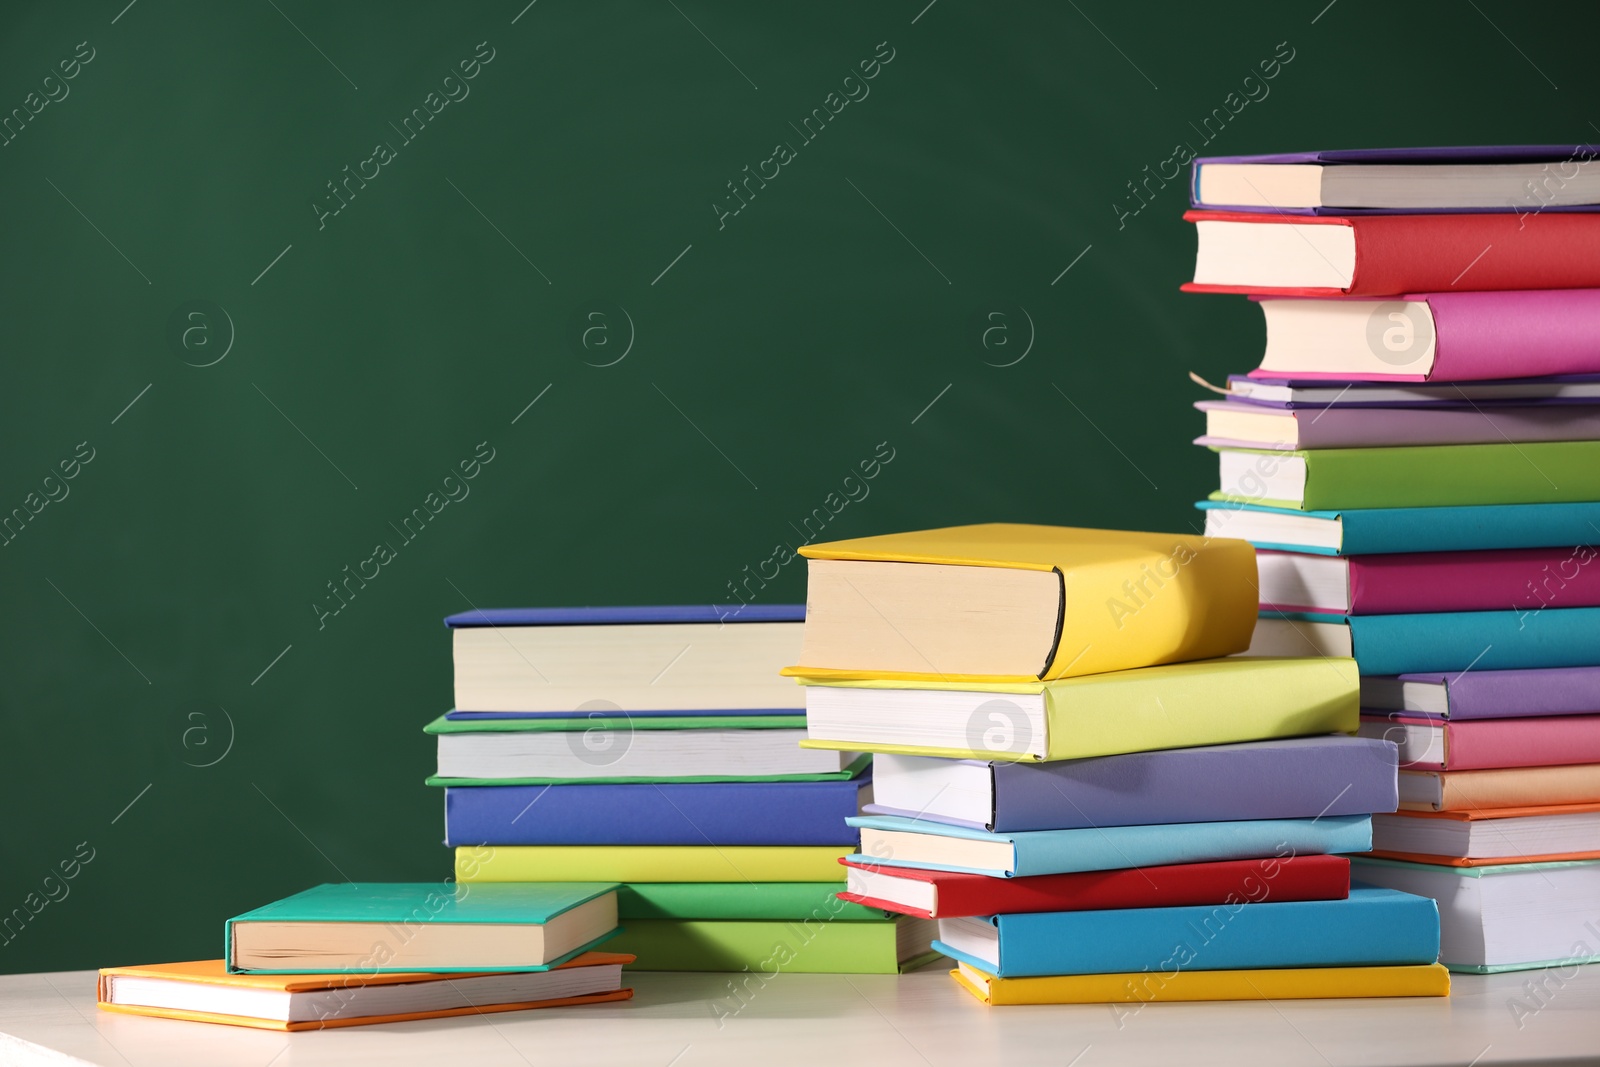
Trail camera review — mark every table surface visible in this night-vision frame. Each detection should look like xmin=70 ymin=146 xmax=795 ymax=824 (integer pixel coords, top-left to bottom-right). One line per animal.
xmin=2 ymin=964 xmax=1598 ymax=1067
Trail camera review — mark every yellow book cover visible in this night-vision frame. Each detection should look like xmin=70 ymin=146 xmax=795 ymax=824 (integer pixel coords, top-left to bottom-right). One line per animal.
xmin=456 ymin=844 xmax=852 ymax=883
xmin=785 ymin=524 xmax=1257 ymax=683
xmin=952 ymin=961 xmax=1450 ymax=1005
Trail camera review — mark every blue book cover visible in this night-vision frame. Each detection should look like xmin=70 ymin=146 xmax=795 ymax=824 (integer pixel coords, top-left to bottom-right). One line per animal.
xmin=1197 ymin=499 xmax=1600 ymax=556
xmin=1266 ymin=608 xmax=1600 ymax=676
xmin=444 ymin=605 xmax=805 ymax=628
xmin=932 ymin=886 xmax=1439 ymax=977
xmin=445 ymin=774 xmax=869 ymax=846
xmin=847 ymin=814 xmax=1371 ymax=878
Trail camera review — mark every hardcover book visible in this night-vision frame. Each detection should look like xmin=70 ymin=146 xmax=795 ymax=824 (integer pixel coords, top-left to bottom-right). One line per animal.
xmin=456 ymin=844 xmax=853 ymax=883
xmin=617 ymin=883 xmax=884 ymax=921
xmin=608 ymin=917 xmax=939 ymax=974
xmin=1360 ymin=714 xmax=1600 ymax=771
xmin=1199 ymin=498 xmax=1600 ymax=556
xmin=1196 ymin=399 xmax=1600 ymax=450
xmin=1362 ymin=666 xmax=1600 ymax=720
xmin=1400 ymin=765 xmax=1600 ymax=811
xmin=1369 ymin=804 xmax=1600 ymax=864
xmin=952 ymin=960 xmax=1449 ymax=1004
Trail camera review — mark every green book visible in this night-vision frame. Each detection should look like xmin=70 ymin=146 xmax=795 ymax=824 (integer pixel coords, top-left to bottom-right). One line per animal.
xmin=608 ymin=917 xmax=941 ymax=974
xmin=225 ymin=882 xmax=619 ymax=974
xmin=1211 ymin=441 xmax=1600 ymax=511
xmin=617 ymin=883 xmax=885 ymax=921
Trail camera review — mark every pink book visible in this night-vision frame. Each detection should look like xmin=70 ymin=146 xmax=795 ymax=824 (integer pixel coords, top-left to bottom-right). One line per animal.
xmin=1358 ymin=713 xmax=1600 ymax=771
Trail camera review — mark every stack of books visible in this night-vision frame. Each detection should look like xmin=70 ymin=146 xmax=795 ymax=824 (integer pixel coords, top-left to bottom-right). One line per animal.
xmin=787 ymin=522 xmax=1449 ymax=1004
xmin=1189 ymin=144 xmax=1600 ymax=974
xmin=437 ymin=605 xmax=937 ymax=973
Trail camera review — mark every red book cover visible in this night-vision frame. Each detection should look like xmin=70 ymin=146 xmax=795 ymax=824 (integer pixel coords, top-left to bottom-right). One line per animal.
xmin=1368 ymin=713 xmax=1600 ymax=770
xmin=836 ymin=854 xmax=1349 ymax=919
xmin=1182 ymin=210 xmax=1600 ymax=296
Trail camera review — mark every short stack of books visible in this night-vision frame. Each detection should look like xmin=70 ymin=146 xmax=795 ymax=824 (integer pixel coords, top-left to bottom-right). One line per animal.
xmin=436 ymin=605 xmax=936 ymax=973
xmin=787 ymin=522 xmax=1449 ymax=1004
xmin=1188 ymin=144 xmax=1600 ymax=974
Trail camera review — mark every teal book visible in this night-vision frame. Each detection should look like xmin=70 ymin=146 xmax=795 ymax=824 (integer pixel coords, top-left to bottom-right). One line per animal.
xmin=1263 ymin=608 xmax=1600 ymax=676
xmin=225 ymin=882 xmax=620 ymax=974
xmin=1196 ymin=499 xmax=1600 ymax=557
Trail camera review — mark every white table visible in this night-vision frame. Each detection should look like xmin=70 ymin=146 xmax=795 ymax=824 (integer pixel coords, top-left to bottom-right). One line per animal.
xmin=2 ymin=964 xmax=1597 ymax=1066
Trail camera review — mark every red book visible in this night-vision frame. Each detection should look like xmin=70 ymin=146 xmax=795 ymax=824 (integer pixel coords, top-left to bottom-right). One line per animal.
xmin=1182 ymin=210 xmax=1600 ymax=297
xmin=836 ymin=854 xmax=1349 ymax=919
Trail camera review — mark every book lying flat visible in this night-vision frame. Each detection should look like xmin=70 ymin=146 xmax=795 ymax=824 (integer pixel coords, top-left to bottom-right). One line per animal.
xmin=1247 ymin=290 xmax=1600 ymax=383
xmin=863 ymin=737 xmax=1393 ymax=833
xmin=447 ymin=604 xmax=804 ymax=713
xmin=608 ymin=917 xmax=939 ymax=974
xmin=617 ymin=883 xmax=884 ymax=921
xmin=97 ymin=953 xmax=632 ymax=1031
xmin=783 ymin=524 xmax=1256 ymax=683
xmin=1199 ymin=498 xmax=1600 ymax=556
xmin=1363 ymin=667 xmax=1600 ymax=719
xmin=933 ymin=886 xmax=1439 ymax=978
xmin=1400 ymin=765 xmax=1600 ymax=812
xmin=797 ymin=656 xmax=1357 ymax=762
xmin=1370 ymin=804 xmax=1600 ymax=864
xmin=456 ymin=844 xmax=852 ymax=883
xmin=225 ymin=883 xmax=619 ymax=974
xmin=847 ymin=814 xmax=1371 ymax=879
xmin=1255 ymin=547 xmax=1600 ymax=616
xmin=1197 ymin=399 xmax=1600 ymax=451
xmin=443 ymin=774 xmax=869 ymax=846
xmin=1351 ymin=856 xmax=1600 ymax=972
xmin=1190 ymin=146 xmax=1600 ymax=214
xmin=1213 ymin=441 xmax=1600 ymax=511
xmin=1248 ymin=609 xmax=1600 ymax=677
xmin=1183 ymin=209 xmax=1600 ymax=296
xmin=1221 ymin=373 xmax=1600 ymax=408
xmin=1361 ymin=714 xmax=1600 ymax=771
xmin=838 ymin=855 xmax=1351 ymax=919
xmin=952 ymin=960 xmax=1450 ymax=1004
xmin=427 ymin=754 xmax=871 ymax=788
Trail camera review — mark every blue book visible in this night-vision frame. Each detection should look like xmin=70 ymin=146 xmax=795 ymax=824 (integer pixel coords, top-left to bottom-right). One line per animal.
xmin=1197 ymin=499 xmax=1600 ymax=556
xmin=932 ymin=886 xmax=1439 ymax=977
xmin=847 ymin=814 xmax=1371 ymax=878
xmin=445 ymin=775 xmax=869 ymax=846
xmin=444 ymin=604 xmax=805 ymax=627
xmin=1263 ymin=608 xmax=1600 ymax=676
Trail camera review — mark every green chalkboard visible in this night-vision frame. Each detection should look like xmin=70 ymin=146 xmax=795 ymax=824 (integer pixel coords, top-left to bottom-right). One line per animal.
xmin=1 ymin=0 xmax=1594 ymax=973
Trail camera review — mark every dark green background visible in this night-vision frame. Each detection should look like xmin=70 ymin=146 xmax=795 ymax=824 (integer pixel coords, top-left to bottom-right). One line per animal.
xmin=1 ymin=0 xmax=1593 ymax=974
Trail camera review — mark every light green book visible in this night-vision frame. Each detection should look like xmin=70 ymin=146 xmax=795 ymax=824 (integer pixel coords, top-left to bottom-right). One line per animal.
xmin=617 ymin=883 xmax=884 ymax=921
xmin=609 ymin=917 xmax=942 ymax=973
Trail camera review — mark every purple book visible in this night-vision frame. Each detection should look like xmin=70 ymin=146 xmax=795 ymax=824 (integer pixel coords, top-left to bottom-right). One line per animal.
xmin=1221 ymin=374 xmax=1600 ymax=410
xmin=863 ymin=736 xmax=1396 ymax=833
xmin=1194 ymin=399 xmax=1600 ymax=450
xmin=1191 ymin=145 xmax=1600 ymax=214
xmin=1361 ymin=666 xmax=1600 ymax=720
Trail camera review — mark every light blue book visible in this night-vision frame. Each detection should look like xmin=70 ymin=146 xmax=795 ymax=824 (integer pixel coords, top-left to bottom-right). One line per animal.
xmin=932 ymin=885 xmax=1440 ymax=977
xmin=1196 ymin=499 xmax=1600 ymax=557
xmin=1264 ymin=608 xmax=1600 ymax=676
xmin=846 ymin=814 xmax=1371 ymax=878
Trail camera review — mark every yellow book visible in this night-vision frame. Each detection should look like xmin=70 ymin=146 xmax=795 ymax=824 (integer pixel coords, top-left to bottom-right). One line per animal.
xmin=784 ymin=523 xmax=1257 ymax=683
xmin=951 ymin=961 xmax=1451 ymax=1005
xmin=798 ymin=656 xmax=1358 ymax=762
xmin=456 ymin=844 xmax=851 ymax=884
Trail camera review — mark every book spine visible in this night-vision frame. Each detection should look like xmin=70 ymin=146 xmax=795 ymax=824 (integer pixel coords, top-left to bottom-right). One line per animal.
xmin=1349 ymin=608 xmax=1600 ymax=676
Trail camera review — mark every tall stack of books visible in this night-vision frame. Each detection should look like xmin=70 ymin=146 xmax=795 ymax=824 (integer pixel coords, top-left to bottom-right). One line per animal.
xmin=1189 ymin=145 xmax=1600 ymax=974
xmin=787 ymin=523 xmax=1449 ymax=1005
xmin=437 ymin=605 xmax=937 ymax=973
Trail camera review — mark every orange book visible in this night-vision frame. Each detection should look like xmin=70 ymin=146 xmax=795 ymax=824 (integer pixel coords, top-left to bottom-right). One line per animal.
xmin=1368 ymin=802 xmax=1600 ymax=867
xmin=97 ymin=952 xmax=633 ymax=1031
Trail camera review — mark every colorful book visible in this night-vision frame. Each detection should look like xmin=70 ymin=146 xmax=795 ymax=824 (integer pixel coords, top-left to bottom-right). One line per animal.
xmin=97 ymin=953 xmax=632 ymax=1031
xmin=456 ymin=844 xmax=852 ymax=883
xmin=797 ymin=656 xmax=1357 ymax=762
xmin=1189 ymin=145 xmax=1600 ymax=214
xmin=863 ymin=737 xmax=1394 ymax=832
xmin=952 ymin=960 xmax=1450 ymax=1004
xmin=1360 ymin=714 xmax=1600 ymax=771
xmin=1183 ymin=209 xmax=1600 ymax=296
xmin=446 ymin=604 xmax=804 ymax=713
xmin=1351 ymin=857 xmax=1600 ymax=972
xmin=782 ymin=523 xmax=1257 ymax=683
xmin=1250 ymin=609 xmax=1600 ymax=676
xmin=1212 ymin=441 xmax=1600 ymax=511
xmin=225 ymin=883 xmax=619 ymax=974
xmin=839 ymin=855 xmax=1351 ymax=919
xmin=1363 ymin=666 xmax=1600 ymax=719
xmin=932 ymin=886 xmax=1440 ymax=977
xmin=617 ymin=883 xmax=884 ymax=921
xmin=429 ymin=754 xmax=871 ymax=788
xmin=1196 ymin=399 xmax=1600 ymax=450
xmin=1255 ymin=547 xmax=1600 ymax=616
xmin=1220 ymin=373 xmax=1600 ymax=407
xmin=444 ymin=776 xmax=869 ymax=846
xmin=608 ymin=917 xmax=939 ymax=974
xmin=1369 ymin=804 xmax=1600 ymax=864
xmin=1246 ymin=290 xmax=1600 ymax=383
xmin=1400 ymin=765 xmax=1600 ymax=811
xmin=847 ymin=814 xmax=1371 ymax=879
xmin=1199 ymin=498 xmax=1600 ymax=556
